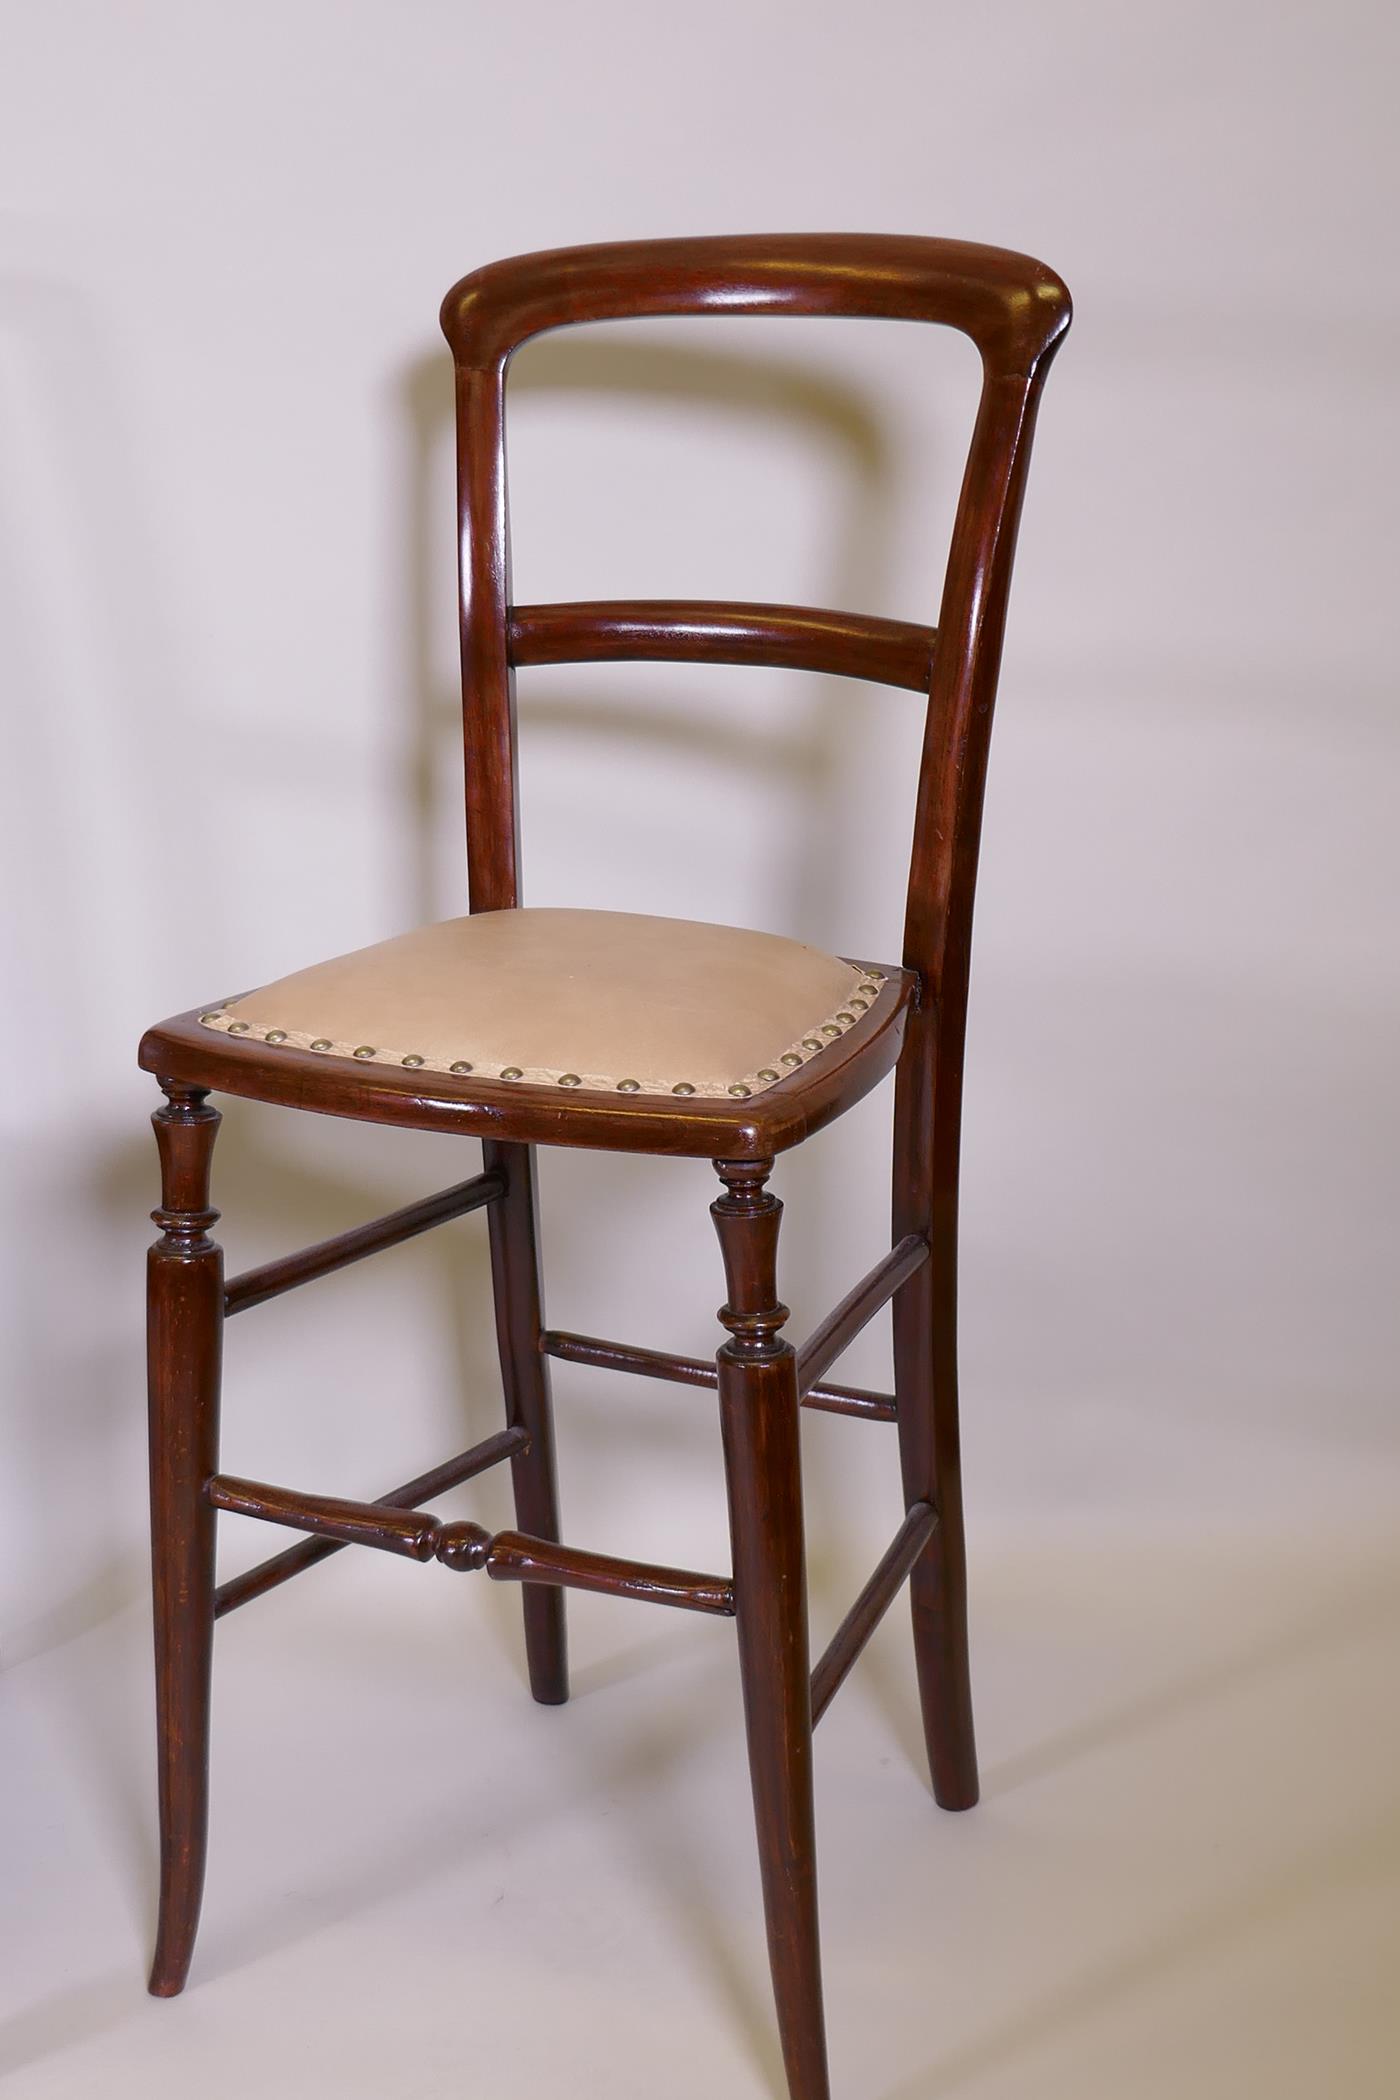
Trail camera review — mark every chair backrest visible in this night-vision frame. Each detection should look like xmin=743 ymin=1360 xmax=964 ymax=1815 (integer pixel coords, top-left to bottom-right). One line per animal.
xmin=439 ymin=233 xmax=1070 ymax=1008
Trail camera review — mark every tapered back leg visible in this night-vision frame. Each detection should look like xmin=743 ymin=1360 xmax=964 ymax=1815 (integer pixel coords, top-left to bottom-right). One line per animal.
xmin=147 ymin=1082 xmax=225 ymax=1995
xmin=483 ymin=1139 xmax=568 ymax=1704
xmin=713 ymin=1160 xmax=831 ymax=2100
xmin=891 ymin=1010 xmax=979 ymax=1808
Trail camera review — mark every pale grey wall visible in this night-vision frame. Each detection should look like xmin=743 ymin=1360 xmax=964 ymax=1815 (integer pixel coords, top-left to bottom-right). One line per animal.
xmin=2 ymin=0 xmax=1396 ymax=1656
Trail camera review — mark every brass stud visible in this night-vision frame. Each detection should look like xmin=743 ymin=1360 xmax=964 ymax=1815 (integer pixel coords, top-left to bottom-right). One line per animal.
xmin=822 ymin=1024 xmax=841 ymax=1039
xmin=265 ymin=1030 xmax=287 ymax=1044
xmin=861 ymin=983 xmax=882 ymax=998
xmin=558 ymin=1073 xmax=581 ymax=1088
xmin=500 ymin=1066 xmax=523 ymax=1080
xmin=616 ymin=1078 xmax=641 ymax=1093
xmin=728 ymin=1083 xmax=751 ymax=1099
xmin=449 ymin=1060 xmax=473 ymax=1075
xmin=199 ymin=1011 xmax=222 ymax=1024
xmin=401 ymin=1054 xmax=425 ymax=1068
xmin=227 ymin=1021 xmax=249 ymax=1035
xmin=782 ymin=1051 xmax=803 ymax=1068
xmin=836 ymin=1012 xmax=855 ymax=1026
xmin=757 ymin=1067 xmax=779 ymax=1082
xmin=802 ymin=1037 xmax=822 ymax=1052
xmin=353 ymin=1045 xmax=376 ymax=1060
xmin=850 ymin=996 xmax=869 ymax=1011
xmin=310 ymin=1038 xmax=332 ymax=1052
xmin=672 ymin=1081 xmax=696 ymax=1097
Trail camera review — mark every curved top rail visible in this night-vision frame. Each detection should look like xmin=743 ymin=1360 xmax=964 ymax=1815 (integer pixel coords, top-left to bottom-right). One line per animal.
xmin=441 ymin=233 xmax=1071 ymax=376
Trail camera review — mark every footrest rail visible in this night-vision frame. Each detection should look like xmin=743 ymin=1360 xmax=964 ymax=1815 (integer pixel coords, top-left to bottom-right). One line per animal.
xmin=208 ymin=1463 xmax=735 ymax=1618
xmin=480 ymin=1533 xmax=735 ymax=1616
xmin=211 ymin=1426 xmax=528 ymax=1617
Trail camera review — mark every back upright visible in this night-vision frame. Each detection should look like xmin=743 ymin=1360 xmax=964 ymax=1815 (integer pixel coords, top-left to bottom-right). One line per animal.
xmin=438 ymin=233 xmax=1071 ymax=997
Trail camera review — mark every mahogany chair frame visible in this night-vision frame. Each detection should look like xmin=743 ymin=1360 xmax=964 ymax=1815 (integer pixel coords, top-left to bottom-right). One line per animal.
xmin=139 ymin=234 xmax=1070 ymax=2100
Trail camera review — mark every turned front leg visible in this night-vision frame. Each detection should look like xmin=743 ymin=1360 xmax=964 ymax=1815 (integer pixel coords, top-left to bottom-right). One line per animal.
xmin=147 ymin=1081 xmax=223 ymax=1996
xmin=713 ymin=1158 xmax=830 ymax=2100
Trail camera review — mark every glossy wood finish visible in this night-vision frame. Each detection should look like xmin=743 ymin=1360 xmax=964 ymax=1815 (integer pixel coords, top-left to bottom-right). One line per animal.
xmin=810 ymin=1502 xmax=938 ymax=1727
xmin=541 ymin=1327 xmax=898 ymax=1424
xmin=442 ymin=232 xmax=1067 ymax=370
xmin=208 ymin=1474 xmax=447 ymax=1561
xmin=508 ymin=599 xmax=935 ymax=691
xmin=484 ymin=1140 xmax=568 ymax=1703
xmin=214 ymin=1426 xmax=529 ymax=1617
xmin=794 ymin=1233 xmax=929 ymax=1398
xmin=713 ymin=1159 xmax=829 ymax=2100
xmin=891 ymin=1008 xmax=980 ymax=1809
xmin=147 ymin=1083 xmax=223 ymax=1999
xmin=223 ymin=1169 xmax=504 ymax=1317
xmin=142 ymin=234 xmax=1070 ymax=2093
xmin=439 ymin=232 xmax=1069 ymax=982
xmin=211 ymin=1468 xmax=734 ymax=1615
xmin=139 ymin=961 xmax=912 ymax=1163
xmin=480 ymin=1531 xmax=734 ymax=1617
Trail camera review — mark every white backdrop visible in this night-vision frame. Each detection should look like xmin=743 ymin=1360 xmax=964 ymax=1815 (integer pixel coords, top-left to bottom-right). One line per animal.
xmin=2 ymin=5 xmax=1397 ymax=2096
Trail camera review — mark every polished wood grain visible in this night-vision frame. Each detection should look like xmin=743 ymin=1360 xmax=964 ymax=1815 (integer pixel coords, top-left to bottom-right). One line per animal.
xmin=208 ymin=1474 xmax=445 ymax=1560
xmin=213 ymin=1426 xmax=529 ymax=1617
xmin=147 ymin=1083 xmax=223 ymax=1998
xmin=892 ymin=1001 xmax=980 ymax=1810
xmin=484 ymin=1140 xmax=568 ymax=1703
xmin=139 ymin=961 xmax=912 ymax=1162
xmin=541 ymin=1327 xmax=898 ymax=1423
xmin=713 ymin=1157 xmax=829 ymax=2100
xmin=480 ymin=1531 xmax=734 ymax=1617
xmin=141 ymin=232 xmax=1070 ymax=2096
xmin=223 ymin=1168 xmax=504 ymax=1317
xmin=810 ymin=1501 xmax=939 ymax=1727
xmin=441 ymin=231 xmax=1068 ymax=370
xmin=508 ymin=598 xmax=935 ymax=691
xmin=439 ymin=232 xmax=1069 ymax=982
xmin=794 ymin=1233 xmax=930 ymax=1398
xmin=211 ymin=1468 xmax=733 ymax=1615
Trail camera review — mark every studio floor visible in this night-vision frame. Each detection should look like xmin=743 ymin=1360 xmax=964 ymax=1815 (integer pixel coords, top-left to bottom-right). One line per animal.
xmin=4 ymin=1515 xmax=1398 ymax=2099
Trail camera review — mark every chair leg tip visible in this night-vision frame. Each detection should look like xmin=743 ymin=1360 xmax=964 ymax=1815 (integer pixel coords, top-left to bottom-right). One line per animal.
xmin=932 ymin=1772 xmax=980 ymax=1811
xmin=525 ymin=1624 xmax=569 ymax=1706
xmin=936 ymin=1790 xmax=979 ymax=1812
xmin=147 ymin=1964 xmax=189 ymax=1998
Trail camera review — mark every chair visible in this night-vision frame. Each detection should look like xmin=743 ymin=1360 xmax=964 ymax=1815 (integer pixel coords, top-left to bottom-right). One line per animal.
xmin=139 ymin=233 xmax=1071 ymax=2100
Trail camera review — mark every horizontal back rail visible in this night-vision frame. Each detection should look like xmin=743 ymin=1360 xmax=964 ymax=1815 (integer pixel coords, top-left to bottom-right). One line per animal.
xmin=443 ymin=231 xmax=1072 ymax=966
xmin=508 ymin=600 xmax=935 ymax=693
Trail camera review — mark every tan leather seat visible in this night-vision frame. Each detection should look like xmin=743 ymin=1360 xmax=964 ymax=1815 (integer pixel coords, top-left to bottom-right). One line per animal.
xmin=198 ymin=908 xmax=886 ymax=1103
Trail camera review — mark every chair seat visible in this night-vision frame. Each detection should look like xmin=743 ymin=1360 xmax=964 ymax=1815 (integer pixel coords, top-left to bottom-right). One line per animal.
xmin=195 ymin=908 xmax=887 ymax=1102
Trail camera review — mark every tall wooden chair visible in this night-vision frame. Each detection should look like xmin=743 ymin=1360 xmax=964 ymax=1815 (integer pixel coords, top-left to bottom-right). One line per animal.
xmin=139 ymin=234 xmax=1070 ymax=2099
